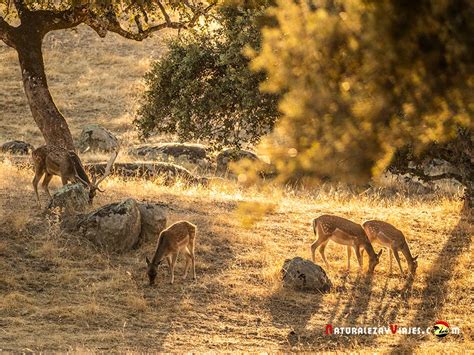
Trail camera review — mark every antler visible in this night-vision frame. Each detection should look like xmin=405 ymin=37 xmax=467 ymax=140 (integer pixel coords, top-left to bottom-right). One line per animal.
xmin=93 ymin=148 xmax=119 ymax=191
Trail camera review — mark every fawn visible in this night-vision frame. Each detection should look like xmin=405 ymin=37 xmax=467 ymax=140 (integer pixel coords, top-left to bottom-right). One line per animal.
xmin=362 ymin=220 xmax=418 ymax=275
xmin=311 ymin=214 xmax=382 ymax=273
xmin=146 ymin=220 xmax=197 ymax=285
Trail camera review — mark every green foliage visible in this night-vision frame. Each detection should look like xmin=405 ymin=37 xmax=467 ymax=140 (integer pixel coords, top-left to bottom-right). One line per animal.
xmin=135 ymin=4 xmax=279 ymax=148
xmin=0 ymin=0 xmax=208 ymax=29
xmin=251 ymin=0 xmax=473 ymax=184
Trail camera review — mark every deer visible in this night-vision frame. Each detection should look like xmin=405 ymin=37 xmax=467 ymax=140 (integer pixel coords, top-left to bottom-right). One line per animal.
xmin=31 ymin=144 xmax=118 ymax=207
xmin=145 ymin=220 xmax=196 ymax=285
xmin=362 ymin=220 xmax=418 ymax=275
xmin=311 ymin=214 xmax=383 ymax=273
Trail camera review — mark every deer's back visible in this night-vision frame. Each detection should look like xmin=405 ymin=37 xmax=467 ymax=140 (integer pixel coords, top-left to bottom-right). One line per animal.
xmin=363 ymin=220 xmax=405 ymax=243
xmin=160 ymin=221 xmax=195 ymax=248
xmin=316 ymin=214 xmax=367 ymax=239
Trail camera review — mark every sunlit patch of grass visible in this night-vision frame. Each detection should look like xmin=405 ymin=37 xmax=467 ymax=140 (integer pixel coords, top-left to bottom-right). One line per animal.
xmin=0 ymin=158 xmax=470 ymax=352
xmin=235 ymin=201 xmax=278 ymax=229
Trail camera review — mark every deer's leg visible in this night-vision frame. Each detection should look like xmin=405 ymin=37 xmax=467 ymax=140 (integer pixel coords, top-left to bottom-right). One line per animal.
xmin=389 ymin=248 xmax=393 ymax=274
xmin=183 ymin=248 xmax=191 ymax=279
xmin=319 ymin=241 xmax=330 ymax=268
xmin=311 ymin=238 xmax=324 ymax=263
xmin=189 ymin=239 xmax=196 ymax=280
xmin=61 ymin=176 xmax=68 ymax=186
xmin=346 ymin=246 xmax=351 ymax=270
xmin=311 ymin=223 xmax=326 ymax=262
xmin=354 ymin=246 xmax=363 ymax=269
xmin=42 ymin=173 xmax=53 ymax=198
xmin=166 ymin=256 xmax=172 ymax=275
xmin=33 ymin=168 xmax=45 ymax=206
xmin=169 ymin=252 xmax=178 ymax=284
xmin=393 ymin=249 xmax=403 ymax=275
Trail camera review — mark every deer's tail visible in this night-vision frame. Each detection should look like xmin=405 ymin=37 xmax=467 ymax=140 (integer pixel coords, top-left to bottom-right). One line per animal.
xmin=312 ymin=218 xmax=318 ymax=236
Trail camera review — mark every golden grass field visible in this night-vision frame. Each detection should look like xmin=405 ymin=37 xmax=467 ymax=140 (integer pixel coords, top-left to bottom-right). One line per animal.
xmin=0 ymin=26 xmax=473 ymax=352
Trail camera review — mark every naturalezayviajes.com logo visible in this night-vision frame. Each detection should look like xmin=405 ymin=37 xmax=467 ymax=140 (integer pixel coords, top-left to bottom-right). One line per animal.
xmin=325 ymin=321 xmax=460 ymax=337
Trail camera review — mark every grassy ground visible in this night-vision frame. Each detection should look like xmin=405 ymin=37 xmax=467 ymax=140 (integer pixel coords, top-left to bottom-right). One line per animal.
xmin=0 ymin=161 xmax=472 ymax=352
xmin=0 ymin=25 xmax=473 ymax=353
xmin=0 ymin=24 xmax=172 ymax=148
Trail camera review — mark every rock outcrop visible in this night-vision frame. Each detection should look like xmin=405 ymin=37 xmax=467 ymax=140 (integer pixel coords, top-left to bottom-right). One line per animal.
xmin=1 ymin=140 xmax=34 ymax=155
xmin=281 ymin=257 xmax=332 ymax=292
xmin=77 ymin=124 xmax=118 ymax=153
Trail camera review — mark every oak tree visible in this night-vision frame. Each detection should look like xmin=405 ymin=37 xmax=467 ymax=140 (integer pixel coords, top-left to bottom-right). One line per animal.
xmin=0 ymin=0 xmax=214 ymax=150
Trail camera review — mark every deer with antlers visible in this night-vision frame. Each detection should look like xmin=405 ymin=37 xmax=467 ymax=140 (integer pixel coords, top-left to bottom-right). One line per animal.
xmin=31 ymin=145 xmax=118 ymax=207
xmin=311 ymin=214 xmax=383 ymax=273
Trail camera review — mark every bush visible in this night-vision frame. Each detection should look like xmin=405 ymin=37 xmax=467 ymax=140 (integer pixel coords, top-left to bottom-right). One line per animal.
xmin=135 ymin=4 xmax=279 ymax=148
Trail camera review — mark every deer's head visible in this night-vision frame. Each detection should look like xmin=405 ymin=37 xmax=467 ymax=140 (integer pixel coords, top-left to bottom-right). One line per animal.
xmin=368 ymin=249 xmax=383 ymax=273
xmin=409 ymin=255 xmax=419 ymax=274
xmin=145 ymin=256 xmax=160 ymax=286
xmin=87 ymin=150 xmax=118 ymax=204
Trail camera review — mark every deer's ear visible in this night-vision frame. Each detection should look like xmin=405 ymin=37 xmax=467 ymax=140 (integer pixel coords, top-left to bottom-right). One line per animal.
xmin=145 ymin=257 xmax=151 ymax=266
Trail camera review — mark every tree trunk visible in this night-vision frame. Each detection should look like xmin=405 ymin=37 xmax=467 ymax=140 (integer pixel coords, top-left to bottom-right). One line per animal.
xmin=13 ymin=25 xmax=75 ymax=150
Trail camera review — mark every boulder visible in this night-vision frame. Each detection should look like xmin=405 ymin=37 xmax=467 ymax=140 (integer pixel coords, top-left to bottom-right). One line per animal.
xmin=281 ymin=257 xmax=332 ymax=292
xmin=216 ymin=148 xmax=276 ymax=179
xmin=77 ymin=124 xmax=118 ymax=153
xmin=76 ymin=198 xmax=141 ymax=253
xmin=1 ymin=140 xmax=34 ymax=155
xmin=48 ymin=183 xmax=89 ymax=215
xmin=137 ymin=201 xmax=167 ymax=243
xmin=85 ymin=162 xmax=207 ymax=186
xmin=130 ymin=143 xmax=211 ymax=170
xmin=216 ymin=148 xmax=259 ymax=174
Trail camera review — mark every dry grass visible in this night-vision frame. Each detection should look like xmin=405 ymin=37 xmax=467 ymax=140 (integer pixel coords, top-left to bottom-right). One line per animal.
xmin=0 ymin=161 xmax=472 ymax=352
xmin=0 ymin=25 xmax=173 ymax=148
xmin=1 ymin=23 xmax=472 ymax=353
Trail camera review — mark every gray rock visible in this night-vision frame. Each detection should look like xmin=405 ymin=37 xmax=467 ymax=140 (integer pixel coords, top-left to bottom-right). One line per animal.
xmin=85 ymin=162 xmax=208 ymax=186
xmin=216 ymin=148 xmax=259 ymax=173
xmin=77 ymin=198 xmax=141 ymax=253
xmin=77 ymin=124 xmax=118 ymax=153
xmin=130 ymin=143 xmax=209 ymax=164
xmin=1 ymin=140 xmax=34 ymax=155
xmin=137 ymin=201 xmax=167 ymax=243
xmin=282 ymin=257 xmax=332 ymax=292
xmin=48 ymin=183 xmax=89 ymax=215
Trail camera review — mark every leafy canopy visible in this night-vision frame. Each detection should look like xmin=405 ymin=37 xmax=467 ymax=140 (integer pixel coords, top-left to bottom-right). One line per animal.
xmin=251 ymin=0 xmax=473 ymax=184
xmin=0 ymin=0 xmax=214 ymax=44
xmin=135 ymin=2 xmax=279 ymax=148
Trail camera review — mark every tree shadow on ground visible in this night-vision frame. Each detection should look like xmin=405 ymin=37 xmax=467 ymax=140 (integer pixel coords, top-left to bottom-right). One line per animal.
xmin=266 ymin=286 xmax=324 ymax=350
xmin=266 ymin=268 xmax=380 ymax=351
xmin=389 ymin=205 xmax=472 ymax=353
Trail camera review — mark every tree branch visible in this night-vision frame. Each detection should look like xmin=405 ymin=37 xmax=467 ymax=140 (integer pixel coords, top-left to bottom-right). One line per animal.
xmin=85 ymin=2 xmax=216 ymax=41
xmin=156 ymin=0 xmax=171 ymax=25
xmin=13 ymin=0 xmax=28 ymax=19
xmin=0 ymin=15 xmax=16 ymax=48
xmin=32 ymin=5 xmax=90 ymax=34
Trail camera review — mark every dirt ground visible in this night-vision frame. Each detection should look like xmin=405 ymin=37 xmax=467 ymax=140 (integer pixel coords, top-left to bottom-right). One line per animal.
xmin=0 ymin=25 xmax=473 ymax=352
xmin=0 ymin=161 xmax=472 ymax=352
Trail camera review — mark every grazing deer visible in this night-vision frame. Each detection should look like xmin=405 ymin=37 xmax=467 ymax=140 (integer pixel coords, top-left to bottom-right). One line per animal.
xmin=311 ymin=214 xmax=382 ymax=273
xmin=362 ymin=220 xmax=418 ymax=275
xmin=146 ymin=221 xmax=197 ymax=285
xmin=31 ymin=145 xmax=118 ymax=206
